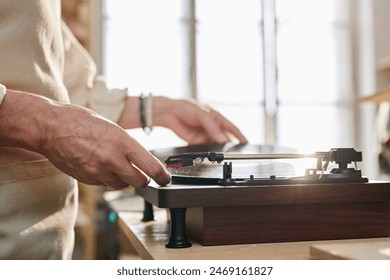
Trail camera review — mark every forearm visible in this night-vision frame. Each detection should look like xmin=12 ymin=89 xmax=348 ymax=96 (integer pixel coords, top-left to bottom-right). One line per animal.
xmin=117 ymin=95 xmax=172 ymax=129
xmin=0 ymin=89 xmax=54 ymax=152
xmin=117 ymin=96 xmax=142 ymax=128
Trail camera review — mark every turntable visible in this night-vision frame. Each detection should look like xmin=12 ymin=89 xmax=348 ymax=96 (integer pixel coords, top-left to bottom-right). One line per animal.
xmin=136 ymin=144 xmax=390 ymax=249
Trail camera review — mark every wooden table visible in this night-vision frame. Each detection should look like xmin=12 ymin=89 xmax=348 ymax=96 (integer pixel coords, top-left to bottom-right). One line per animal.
xmin=106 ymin=191 xmax=390 ymax=260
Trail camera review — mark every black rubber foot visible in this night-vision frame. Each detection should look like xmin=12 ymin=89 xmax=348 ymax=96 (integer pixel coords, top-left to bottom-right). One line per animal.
xmin=142 ymin=200 xmax=154 ymax=222
xmin=165 ymin=208 xmax=192 ymax=248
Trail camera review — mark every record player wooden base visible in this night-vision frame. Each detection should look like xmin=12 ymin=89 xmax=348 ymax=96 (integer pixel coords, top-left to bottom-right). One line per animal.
xmin=136 ymin=181 xmax=390 ymax=247
xmin=186 ymin=202 xmax=390 ymax=246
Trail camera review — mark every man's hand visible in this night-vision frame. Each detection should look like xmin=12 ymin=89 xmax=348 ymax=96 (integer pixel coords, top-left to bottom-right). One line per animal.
xmin=118 ymin=96 xmax=248 ymax=145
xmin=0 ymin=89 xmax=171 ymax=189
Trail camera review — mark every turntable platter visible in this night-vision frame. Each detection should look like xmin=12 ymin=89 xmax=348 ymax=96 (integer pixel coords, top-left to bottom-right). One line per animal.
xmin=167 ymin=161 xmax=296 ymax=184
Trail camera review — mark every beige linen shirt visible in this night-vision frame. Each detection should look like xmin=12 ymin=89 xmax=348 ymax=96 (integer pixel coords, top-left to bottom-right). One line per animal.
xmin=0 ymin=0 xmax=127 ymax=259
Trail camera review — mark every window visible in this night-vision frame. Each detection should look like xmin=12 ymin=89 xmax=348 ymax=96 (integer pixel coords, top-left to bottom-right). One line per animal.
xmin=102 ymin=0 xmax=358 ymax=152
xmin=276 ymin=0 xmax=355 ymax=151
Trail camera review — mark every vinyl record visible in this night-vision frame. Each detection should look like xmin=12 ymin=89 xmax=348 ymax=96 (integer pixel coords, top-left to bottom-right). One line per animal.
xmin=151 ymin=143 xmax=297 ymax=184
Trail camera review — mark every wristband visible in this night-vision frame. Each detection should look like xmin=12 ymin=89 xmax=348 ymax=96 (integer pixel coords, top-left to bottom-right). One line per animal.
xmin=0 ymin=84 xmax=6 ymax=106
xmin=139 ymin=93 xmax=153 ymax=134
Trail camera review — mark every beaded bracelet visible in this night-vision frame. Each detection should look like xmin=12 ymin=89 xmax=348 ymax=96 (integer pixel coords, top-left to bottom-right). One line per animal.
xmin=0 ymin=84 xmax=6 ymax=106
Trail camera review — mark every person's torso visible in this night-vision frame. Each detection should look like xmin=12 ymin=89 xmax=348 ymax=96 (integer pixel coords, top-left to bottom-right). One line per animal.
xmin=0 ymin=160 xmax=78 ymax=259
xmin=0 ymin=1 xmax=78 ymax=259
xmin=0 ymin=0 xmax=69 ymax=165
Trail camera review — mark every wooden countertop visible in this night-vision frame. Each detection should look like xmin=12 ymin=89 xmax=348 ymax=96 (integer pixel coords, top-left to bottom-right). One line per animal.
xmin=116 ymin=210 xmax=390 ymax=260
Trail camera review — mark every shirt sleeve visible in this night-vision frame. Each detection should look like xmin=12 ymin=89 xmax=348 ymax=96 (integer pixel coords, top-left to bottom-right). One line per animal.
xmin=0 ymin=84 xmax=6 ymax=106
xmin=61 ymin=22 xmax=127 ymax=123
